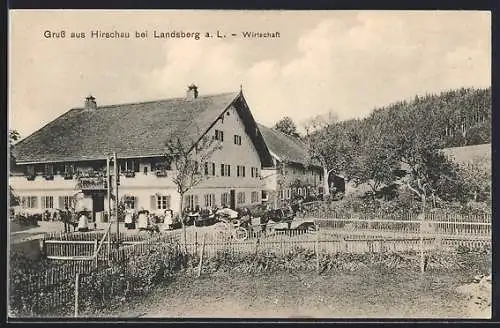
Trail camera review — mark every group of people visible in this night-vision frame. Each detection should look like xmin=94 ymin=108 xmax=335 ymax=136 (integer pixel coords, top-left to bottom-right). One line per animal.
xmin=123 ymin=203 xmax=174 ymax=231
xmin=57 ymin=206 xmax=94 ymax=233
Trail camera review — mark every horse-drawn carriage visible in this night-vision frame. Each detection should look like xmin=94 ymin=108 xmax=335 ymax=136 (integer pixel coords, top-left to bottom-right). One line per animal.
xmin=211 ymin=204 xmax=316 ymax=241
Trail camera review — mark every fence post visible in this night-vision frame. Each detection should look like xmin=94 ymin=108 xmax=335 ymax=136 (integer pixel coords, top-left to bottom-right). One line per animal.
xmin=315 ymin=225 xmax=320 ymax=273
xmin=94 ymin=239 xmax=99 ymax=268
xmin=74 ymin=273 xmax=80 ymax=317
xmin=197 ymin=234 xmax=206 ymax=278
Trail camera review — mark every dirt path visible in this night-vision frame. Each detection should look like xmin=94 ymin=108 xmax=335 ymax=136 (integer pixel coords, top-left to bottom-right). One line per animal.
xmin=110 ymin=269 xmax=481 ymax=319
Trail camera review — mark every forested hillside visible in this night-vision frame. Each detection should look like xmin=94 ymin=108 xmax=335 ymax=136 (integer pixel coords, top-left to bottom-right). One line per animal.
xmin=302 ymin=87 xmax=491 ymax=212
xmin=367 ymin=87 xmax=491 ymax=148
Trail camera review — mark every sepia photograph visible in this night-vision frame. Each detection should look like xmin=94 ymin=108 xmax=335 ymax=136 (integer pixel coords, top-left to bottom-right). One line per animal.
xmin=7 ymin=10 xmax=491 ymax=319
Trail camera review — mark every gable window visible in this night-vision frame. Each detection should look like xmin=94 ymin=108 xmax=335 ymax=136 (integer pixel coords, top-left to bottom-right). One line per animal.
xmin=212 ymin=163 xmax=216 ymax=176
xmin=237 ymin=165 xmax=246 ymax=177
xmin=204 ymin=162 xmax=209 ymax=175
xmin=251 ymin=167 xmax=259 ymax=178
xmin=215 ymin=129 xmax=224 ymax=141
xmin=41 ymin=196 xmax=54 ymax=209
xmin=234 ymin=135 xmax=242 ymax=145
xmin=221 ymin=164 xmax=231 ymax=177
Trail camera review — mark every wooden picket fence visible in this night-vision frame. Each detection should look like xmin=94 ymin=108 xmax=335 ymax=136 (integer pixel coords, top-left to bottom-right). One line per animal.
xmin=177 ymin=226 xmax=490 ymax=259
xmin=313 ymin=217 xmax=491 ymax=237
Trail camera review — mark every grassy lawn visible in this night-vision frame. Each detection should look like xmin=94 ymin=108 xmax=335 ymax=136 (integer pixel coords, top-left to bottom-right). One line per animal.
xmin=108 ymin=268 xmax=483 ymax=319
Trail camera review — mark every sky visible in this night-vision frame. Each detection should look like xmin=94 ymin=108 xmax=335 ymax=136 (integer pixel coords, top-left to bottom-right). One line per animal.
xmin=9 ymin=10 xmax=491 ymax=139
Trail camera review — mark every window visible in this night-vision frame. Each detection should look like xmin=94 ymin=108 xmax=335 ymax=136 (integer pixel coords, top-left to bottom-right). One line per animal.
xmin=26 ymin=165 xmax=35 ymax=176
xmin=221 ymin=192 xmax=229 ymax=207
xmin=215 ymin=129 xmax=224 ymax=141
xmin=155 ymin=195 xmax=171 ymax=210
xmin=237 ymin=192 xmax=246 ymax=205
xmin=221 ymin=164 xmax=231 ymax=177
xmin=204 ymin=194 xmax=216 ymax=207
xmin=120 ymin=159 xmax=136 ymax=172
xmin=234 ymin=135 xmax=242 ymax=145
xmin=251 ymin=191 xmax=259 ymax=203
xmin=21 ymin=196 xmax=38 ymax=209
xmin=59 ymin=196 xmax=74 ymax=209
xmin=185 ymin=195 xmax=199 ymax=209
xmin=64 ymin=164 xmax=74 ymax=174
xmin=143 ymin=166 xmax=148 ymax=175
xmin=41 ymin=196 xmax=54 ymax=209
xmin=45 ymin=164 xmax=54 ymax=176
xmin=261 ymin=190 xmax=268 ymax=201
xmin=204 ymin=162 xmax=216 ymax=176
xmin=124 ymin=196 xmax=137 ymax=209
xmin=251 ymin=167 xmax=259 ymax=178
xmin=204 ymin=162 xmax=209 ymax=175
xmin=236 ymin=165 xmax=246 ymax=177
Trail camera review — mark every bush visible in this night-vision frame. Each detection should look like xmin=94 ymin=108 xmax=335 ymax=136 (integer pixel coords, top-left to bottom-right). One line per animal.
xmin=11 ymin=214 xmax=40 ymax=228
xmin=78 ymin=242 xmax=188 ymax=315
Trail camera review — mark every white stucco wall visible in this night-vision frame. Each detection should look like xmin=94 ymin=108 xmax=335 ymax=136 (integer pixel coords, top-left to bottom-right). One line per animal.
xmin=10 ymin=105 xmax=266 ymax=216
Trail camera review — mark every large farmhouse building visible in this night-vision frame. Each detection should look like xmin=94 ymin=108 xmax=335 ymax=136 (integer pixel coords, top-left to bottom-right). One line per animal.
xmin=11 ymin=86 xmax=322 ymax=220
xmin=11 ymin=87 xmax=276 ymax=219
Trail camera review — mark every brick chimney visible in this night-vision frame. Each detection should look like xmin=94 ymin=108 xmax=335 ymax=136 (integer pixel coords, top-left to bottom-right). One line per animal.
xmin=84 ymin=95 xmax=97 ymax=110
xmin=186 ymin=84 xmax=199 ymax=100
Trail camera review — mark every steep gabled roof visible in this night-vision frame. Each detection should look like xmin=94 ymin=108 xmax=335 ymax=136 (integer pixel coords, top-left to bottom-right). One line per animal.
xmin=13 ymin=91 xmax=273 ymax=167
xmin=257 ymin=123 xmax=311 ymax=166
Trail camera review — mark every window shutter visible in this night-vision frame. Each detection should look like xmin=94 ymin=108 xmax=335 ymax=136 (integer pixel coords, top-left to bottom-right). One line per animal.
xmin=195 ymin=195 xmax=199 ymax=207
xmin=150 ymin=195 xmax=156 ymax=210
xmin=58 ymin=196 xmax=64 ymax=209
xmin=133 ymin=196 xmax=138 ymax=209
xmin=166 ymin=195 xmax=171 ymax=209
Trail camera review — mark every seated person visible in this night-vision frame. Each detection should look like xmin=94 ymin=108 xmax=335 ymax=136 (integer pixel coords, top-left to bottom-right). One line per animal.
xmin=163 ymin=209 xmax=174 ymax=230
xmin=137 ymin=208 xmax=149 ymax=230
xmin=77 ymin=211 xmax=89 ymax=232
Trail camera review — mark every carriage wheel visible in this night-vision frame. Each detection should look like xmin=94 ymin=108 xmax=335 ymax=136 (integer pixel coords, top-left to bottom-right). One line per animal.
xmin=234 ymin=227 xmax=248 ymax=241
xmin=214 ymin=222 xmax=230 ymax=237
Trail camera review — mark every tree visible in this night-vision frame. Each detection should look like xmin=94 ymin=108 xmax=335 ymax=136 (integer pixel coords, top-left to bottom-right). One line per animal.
xmin=164 ymin=135 xmax=221 ymax=253
xmin=303 ymin=113 xmax=355 ymax=198
xmin=274 ymin=116 xmax=300 ymax=138
xmin=347 ymin=117 xmax=401 ymax=199
xmin=458 ymin=159 xmax=491 ymax=203
xmin=9 ymin=130 xmax=20 ymax=207
xmin=382 ymin=100 xmax=463 ymax=213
